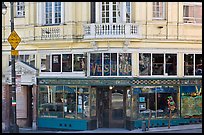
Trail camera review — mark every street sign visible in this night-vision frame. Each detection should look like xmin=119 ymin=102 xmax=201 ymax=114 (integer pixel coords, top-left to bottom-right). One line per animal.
xmin=7 ymin=30 xmax=21 ymax=49
xmin=11 ymin=50 xmax=19 ymax=56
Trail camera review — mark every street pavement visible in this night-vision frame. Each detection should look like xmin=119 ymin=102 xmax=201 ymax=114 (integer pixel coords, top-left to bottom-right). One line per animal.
xmin=3 ymin=123 xmax=202 ymax=133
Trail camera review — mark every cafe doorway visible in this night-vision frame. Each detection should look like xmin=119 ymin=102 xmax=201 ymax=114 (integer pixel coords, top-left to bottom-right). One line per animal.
xmin=97 ymin=86 xmax=128 ymax=128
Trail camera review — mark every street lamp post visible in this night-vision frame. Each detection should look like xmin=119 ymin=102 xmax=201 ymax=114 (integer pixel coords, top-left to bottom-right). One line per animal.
xmin=2 ymin=2 xmax=19 ymax=133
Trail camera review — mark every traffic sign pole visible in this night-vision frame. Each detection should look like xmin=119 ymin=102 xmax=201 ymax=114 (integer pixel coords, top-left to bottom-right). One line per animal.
xmin=8 ymin=2 xmax=19 ymax=133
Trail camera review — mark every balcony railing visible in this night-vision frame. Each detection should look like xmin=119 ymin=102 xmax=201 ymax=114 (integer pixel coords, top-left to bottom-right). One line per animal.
xmin=41 ymin=27 xmax=61 ymax=40
xmin=84 ymin=23 xmax=140 ymax=39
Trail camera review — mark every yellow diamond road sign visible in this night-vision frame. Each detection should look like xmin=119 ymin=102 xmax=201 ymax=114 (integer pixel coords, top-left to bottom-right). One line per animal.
xmin=7 ymin=30 xmax=21 ymax=49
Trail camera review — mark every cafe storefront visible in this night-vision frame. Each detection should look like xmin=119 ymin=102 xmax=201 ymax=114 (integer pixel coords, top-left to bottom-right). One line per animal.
xmin=37 ymin=77 xmax=202 ymax=130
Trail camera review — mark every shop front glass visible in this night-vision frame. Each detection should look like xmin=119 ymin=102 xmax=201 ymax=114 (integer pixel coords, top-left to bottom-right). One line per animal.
xmin=132 ymin=86 xmax=180 ymax=120
xmin=38 ymin=85 xmax=96 ymax=120
xmin=181 ymin=85 xmax=202 ymax=118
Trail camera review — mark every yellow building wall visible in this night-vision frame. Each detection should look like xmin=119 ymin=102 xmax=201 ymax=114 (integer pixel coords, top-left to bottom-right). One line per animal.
xmin=2 ymin=2 xmax=202 ymax=77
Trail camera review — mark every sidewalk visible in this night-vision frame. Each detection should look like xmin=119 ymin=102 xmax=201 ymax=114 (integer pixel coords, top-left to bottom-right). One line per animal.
xmin=14 ymin=123 xmax=202 ymax=133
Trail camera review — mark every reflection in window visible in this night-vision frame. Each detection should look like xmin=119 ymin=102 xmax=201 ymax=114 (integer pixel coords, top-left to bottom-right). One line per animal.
xmin=62 ymin=54 xmax=72 ymax=72
xmin=41 ymin=54 xmax=50 ymax=72
xmin=74 ymin=54 xmax=85 ymax=71
xmin=119 ymin=53 xmax=132 ymax=76
xmin=135 ymin=86 xmax=179 ymax=120
xmin=17 ymin=54 xmax=36 ymax=68
xmin=152 ymin=54 xmax=164 ymax=75
xmin=184 ymin=54 xmax=194 ymax=75
xmin=165 ymin=54 xmax=177 ymax=75
xmin=195 ymin=54 xmax=202 ymax=76
xmin=38 ymin=86 xmax=63 ymax=118
xmin=126 ymin=89 xmax=132 ymax=117
xmin=64 ymin=86 xmax=76 ymax=119
xmin=90 ymin=53 xmax=102 ymax=76
xmin=104 ymin=53 xmax=117 ymax=76
xmin=52 ymin=54 xmax=61 ymax=72
xmin=126 ymin=2 xmax=131 ymax=23
xmin=111 ymin=53 xmax=117 ymax=76
xmin=139 ymin=53 xmax=151 ymax=76
xmin=104 ymin=53 xmax=111 ymax=76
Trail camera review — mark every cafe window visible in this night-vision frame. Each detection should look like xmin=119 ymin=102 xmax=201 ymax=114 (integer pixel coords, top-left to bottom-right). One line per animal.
xmin=139 ymin=53 xmax=177 ymax=76
xmin=40 ymin=53 xmax=85 ymax=73
xmin=90 ymin=53 xmax=102 ymax=76
xmin=152 ymin=54 xmax=164 ymax=75
xmin=74 ymin=54 xmax=85 ymax=72
xmin=139 ymin=53 xmax=151 ymax=76
xmin=17 ymin=54 xmax=36 ymax=68
xmin=38 ymin=86 xmax=64 ymax=118
xmin=119 ymin=53 xmax=132 ymax=76
xmin=133 ymin=86 xmax=179 ymax=120
xmin=38 ymin=85 xmax=91 ymax=119
xmin=181 ymin=86 xmax=202 ymax=118
xmin=184 ymin=54 xmax=202 ymax=76
xmin=104 ymin=53 xmax=117 ymax=76
xmin=52 ymin=54 xmax=61 ymax=72
xmin=62 ymin=54 xmax=72 ymax=72
xmin=41 ymin=54 xmax=51 ymax=72
xmin=195 ymin=54 xmax=202 ymax=76
xmin=90 ymin=53 xmax=132 ymax=76
xmin=165 ymin=54 xmax=177 ymax=75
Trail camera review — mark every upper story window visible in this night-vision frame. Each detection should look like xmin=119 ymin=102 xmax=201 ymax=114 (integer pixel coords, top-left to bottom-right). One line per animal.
xmin=98 ymin=2 xmax=131 ymax=23
xmin=90 ymin=53 xmax=132 ymax=76
xmin=139 ymin=53 xmax=177 ymax=76
xmin=152 ymin=2 xmax=166 ymax=19
xmin=37 ymin=2 xmax=64 ymax=26
xmin=45 ymin=2 xmax=61 ymax=25
xmin=126 ymin=2 xmax=131 ymax=23
xmin=183 ymin=2 xmax=202 ymax=24
xmin=40 ymin=53 xmax=85 ymax=73
xmin=9 ymin=54 xmax=36 ymax=68
xmin=184 ymin=54 xmax=202 ymax=76
xmin=16 ymin=2 xmax=25 ymax=17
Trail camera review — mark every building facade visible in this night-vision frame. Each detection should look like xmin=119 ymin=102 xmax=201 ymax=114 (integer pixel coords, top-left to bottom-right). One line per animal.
xmin=2 ymin=2 xmax=202 ymax=131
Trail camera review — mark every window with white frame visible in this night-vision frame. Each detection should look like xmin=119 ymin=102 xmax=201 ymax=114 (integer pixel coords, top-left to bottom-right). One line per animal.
xmin=183 ymin=2 xmax=202 ymax=24
xmin=139 ymin=53 xmax=177 ymax=76
xmin=100 ymin=2 xmax=131 ymax=23
xmin=126 ymin=2 xmax=131 ymax=23
xmin=14 ymin=54 xmax=36 ymax=67
xmin=152 ymin=2 xmax=166 ymax=19
xmin=90 ymin=53 xmax=132 ymax=76
xmin=184 ymin=54 xmax=202 ymax=76
xmin=16 ymin=2 xmax=25 ymax=17
xmin=40 ymin=54 xmax=85 ymax=72
xmin=45 ymin=2 xmax=61 ymax=25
